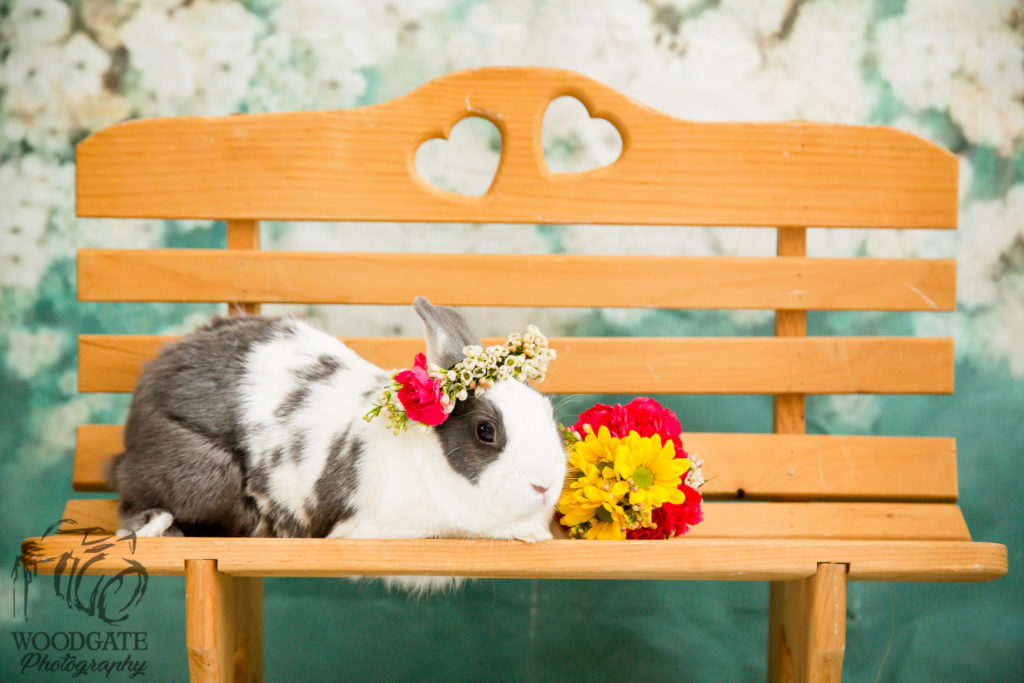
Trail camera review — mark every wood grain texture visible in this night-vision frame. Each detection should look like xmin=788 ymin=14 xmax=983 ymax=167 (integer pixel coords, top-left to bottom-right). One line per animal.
xmin=683 ymin=432 xmax=958 ymax=501
xmin=769 ymin=582 xmax=796 ymax=683
xmin=185 ymin=560 xmax=225 ymax=682
xmin=77 ymin=249 xmax=957 ymax=311
xmin=75 ymin=425 xmax=959 ymax=501
xmin=54 ymin=497 xmax=971 ymax=542
xmin=769 ymin=563 xmax=847 ymax=683
xmin=690 ymin=502 xmax=970 ymax=540
xmin=226 ymin=220 xmax=260 ymax=317
xmin=77 ymin=335 xmax=955 ymax=394
xmin=23 ymin=532 xmax=1006 ymax=582
xmin=774 ymin=227 xmax=808 ymax=435
xmin=76 ymin=68 xmax=957 ymax=228
xmin=774 ymin=394 xmax=807 ymax=435
xmin=185 ymin=560 xmax=262 ymax=683
xmin=232 ymin=577 xmax=262 ymax=683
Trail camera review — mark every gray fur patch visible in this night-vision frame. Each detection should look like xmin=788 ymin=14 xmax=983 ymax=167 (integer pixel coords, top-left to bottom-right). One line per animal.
xmin=296 ymin=354 xmax=345 ymax=382
xmin=308 ymin=428 xmax=362 ymax=537
xmin=113 ymin=316 xmax=285 ymax=537
xmin=274 ymin=354 xmax=346 ymax=419
xmin=288 ymin=434 xmax=306 ymax=463
xmin=112 ymin=315 xmax=367 ymax=540
xmin=248 ymin=460 xmax=271 ymax=494
xmin=274 ymin=386 xmax=310 ymax=420
xmin=264 ymin=500 xmax=309 ymax=538
xmin=434 ymin=394 xmax=506 ymax=483
xmin=268 ymin=447 xmax=285 ymax=469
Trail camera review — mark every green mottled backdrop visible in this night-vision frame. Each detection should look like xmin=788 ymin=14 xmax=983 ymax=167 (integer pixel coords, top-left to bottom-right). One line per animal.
xmin=1 ymin=1 xmax=1021 ymax=680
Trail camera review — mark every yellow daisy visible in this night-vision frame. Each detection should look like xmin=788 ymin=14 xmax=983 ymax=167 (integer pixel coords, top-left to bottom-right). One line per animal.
xmin=583 ymin=499 xmax=629 ymax=540
xmin=568 ymin=425 xmax=620 ymax=478
xmin=556 ymin=484 xmax=629 ymax=540
xmin=558 ymin=484 xmax=605 ymax=526
xmin=613 ymin=431 xmax=688 ymax=507
xmin=564 ymin=454 xmax=605 ymax=497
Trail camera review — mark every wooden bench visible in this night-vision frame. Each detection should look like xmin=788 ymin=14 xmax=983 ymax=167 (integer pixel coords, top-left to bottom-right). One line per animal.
xmin=22 ymin=67 xmax=1006 ymax=682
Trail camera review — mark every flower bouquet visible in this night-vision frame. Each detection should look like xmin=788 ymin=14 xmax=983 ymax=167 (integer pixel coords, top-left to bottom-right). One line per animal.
xmin=557 ymin=398 xmax=704 ymax=540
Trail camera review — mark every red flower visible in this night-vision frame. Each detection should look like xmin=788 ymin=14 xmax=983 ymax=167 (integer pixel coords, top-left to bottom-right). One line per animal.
xmin=627 ymin=484 xmax=704 ymax=539
xmin=574 ymin=398 xmax=684 ymax=454
xmin=395 ymin=353 xmax=449 ymax=426
xmin=622 ymin=397 xmax=684 ymax=454
xmin=571 ymin=402 xmax=627 ymax=438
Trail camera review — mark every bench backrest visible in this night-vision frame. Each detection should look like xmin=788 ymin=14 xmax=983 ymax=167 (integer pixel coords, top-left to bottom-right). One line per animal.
xmin=72 ymin=67 xmax=964 ymax=542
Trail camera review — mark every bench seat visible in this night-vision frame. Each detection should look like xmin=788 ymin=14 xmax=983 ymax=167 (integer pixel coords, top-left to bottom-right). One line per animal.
xmin=25 ymin=525 xmax=1006 ymax=582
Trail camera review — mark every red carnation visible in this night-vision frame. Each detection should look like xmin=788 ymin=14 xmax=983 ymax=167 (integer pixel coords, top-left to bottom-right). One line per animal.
xmin=575 ymin=398 xmax=685 ymax=454
xmin=627 ymin=484 xmax=703 ymax=539
xmin=395 ymin=353 xmax=449 ymax=426
xmin=571 ymin=402 xmax=627 ymax=438
xmin=621 ymin=397 xmax=684 ymax=454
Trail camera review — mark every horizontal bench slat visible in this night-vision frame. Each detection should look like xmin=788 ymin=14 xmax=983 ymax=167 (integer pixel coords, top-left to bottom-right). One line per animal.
xmin=78 ymin=335 xmax=954 ymax=394
xmin=77 ymin=250 xmax=956 ymax=311
xmin=56 ymin=498 xmax=970 ymax=544
xmin=76 ymin=69 xmax=956 ymax=228
xmin=683 ymin=432 xmax=958 ymax=501
xmin=23 ymin=534 xmax=1006 ymax=582
xmin=25 ymin=536 xmax=1004 ymax=583
xmin=75 ymin=425 xmax=958 ymax=501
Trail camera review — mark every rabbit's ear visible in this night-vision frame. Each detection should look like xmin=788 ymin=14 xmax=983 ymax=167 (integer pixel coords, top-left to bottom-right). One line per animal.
xmin=413 ymin=297 xmax=481 ymax=369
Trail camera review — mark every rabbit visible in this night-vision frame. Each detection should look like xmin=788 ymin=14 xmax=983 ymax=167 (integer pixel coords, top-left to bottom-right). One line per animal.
xmin=108 ymin=297 xmax=568 ymax=592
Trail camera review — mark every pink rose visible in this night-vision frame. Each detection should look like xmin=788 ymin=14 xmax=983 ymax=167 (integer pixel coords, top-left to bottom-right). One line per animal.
xmin=395 ymin=353 xmax=449 ymax=426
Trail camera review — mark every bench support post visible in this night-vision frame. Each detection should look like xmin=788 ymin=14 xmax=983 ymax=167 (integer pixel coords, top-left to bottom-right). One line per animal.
xmin=226 ymin=219 xmax=261 ymax=316
xmin=768 ymin=562 xmax=847 ymax=683
xmin=185 ymin=559 xmax=264 ymax=683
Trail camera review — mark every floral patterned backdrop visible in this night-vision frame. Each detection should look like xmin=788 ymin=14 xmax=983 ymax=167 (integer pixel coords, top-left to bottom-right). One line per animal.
xmin=1 ymin=0 xmax=1021 ymax=680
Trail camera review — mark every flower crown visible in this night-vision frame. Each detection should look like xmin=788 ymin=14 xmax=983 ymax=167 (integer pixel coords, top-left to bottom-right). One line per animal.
xmin=363 ymin=325 xmax=557 ymax=434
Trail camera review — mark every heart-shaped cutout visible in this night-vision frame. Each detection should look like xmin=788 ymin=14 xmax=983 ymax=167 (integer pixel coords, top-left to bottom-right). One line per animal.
xmin=415 ymin=116 xmax=502 ymax=197
xmin=542 ymin=96 xmax=622 ymax=174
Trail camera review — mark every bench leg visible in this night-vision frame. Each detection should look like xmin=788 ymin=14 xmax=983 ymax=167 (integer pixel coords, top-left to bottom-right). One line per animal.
xmin=185 ymin=559 xmax=264 ymax=682
xmin=768 ymin=562 xmax=847 ymax=683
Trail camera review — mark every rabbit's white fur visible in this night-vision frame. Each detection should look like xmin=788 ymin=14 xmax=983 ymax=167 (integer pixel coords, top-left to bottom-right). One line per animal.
xmin=241 ymin=320 xmax=563 ymax=542
xmin=329 ymin=383 xmax=562 ymax=542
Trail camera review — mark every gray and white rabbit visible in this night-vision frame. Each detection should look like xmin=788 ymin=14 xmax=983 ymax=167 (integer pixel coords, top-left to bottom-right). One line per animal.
xmin=109 ymin=297 xmax=566 ymax=589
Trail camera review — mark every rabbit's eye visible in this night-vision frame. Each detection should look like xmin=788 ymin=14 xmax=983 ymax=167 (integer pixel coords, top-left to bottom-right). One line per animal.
xmin=476 ymin=420 xmax=496 ymax=444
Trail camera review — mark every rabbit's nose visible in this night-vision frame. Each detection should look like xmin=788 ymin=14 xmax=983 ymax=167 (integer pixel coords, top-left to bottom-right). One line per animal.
xmin=531 ymin=483 xmax=550 ymax=496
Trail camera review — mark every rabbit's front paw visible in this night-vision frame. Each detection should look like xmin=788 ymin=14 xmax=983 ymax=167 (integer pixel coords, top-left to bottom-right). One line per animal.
xmin=497 ymin=520 xmax=554 ymax=543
